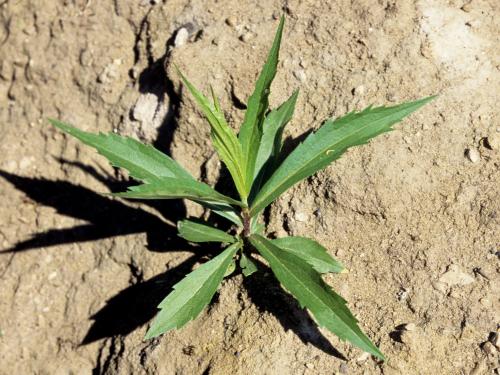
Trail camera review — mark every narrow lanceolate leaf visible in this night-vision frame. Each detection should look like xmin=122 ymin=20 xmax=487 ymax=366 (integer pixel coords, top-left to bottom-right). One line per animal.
xmin=178 ymin=220 xmax=236 ymax=243
xmin=48 ymin=119 xmax=193 ymax=182
xmin=250 ymin=96 xmax=435 ymax=215
xmin=145 ymin=243 xmax=239 ymax=339
xmin=272 ymin=236 xmax=344 ymax=274
xmin=177 ymin=69 xmax=247 ymax=201
xmin=251 ymin=90 xmax=299 ymax=199
xmin=240 ymin=253 xmax=258 ymax=277
xmin=239 ymin=16 xmax=285 ymax=195
xmin=49 ymin=119 xmax=242 ymax=224
xmin=196 ymin=201 xmax=243 ymax=226
xmin=114 ymin=177 xmax=243 ymax=207
xmin=249 ymin=234 xmax=384 ymax=360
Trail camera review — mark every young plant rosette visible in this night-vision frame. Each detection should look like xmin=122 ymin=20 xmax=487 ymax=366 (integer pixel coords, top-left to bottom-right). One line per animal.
xmin=49 ymin=16 xmax=434 ymax=360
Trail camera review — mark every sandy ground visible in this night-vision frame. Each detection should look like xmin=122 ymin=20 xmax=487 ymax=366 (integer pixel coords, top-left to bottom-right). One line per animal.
xmin=0 ymin=0 xmax=499 ymax=374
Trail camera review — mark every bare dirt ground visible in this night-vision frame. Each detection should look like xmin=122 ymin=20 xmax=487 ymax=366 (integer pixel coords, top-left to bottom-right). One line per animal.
xmin=0 ymin=0 xmax=499 ymax=374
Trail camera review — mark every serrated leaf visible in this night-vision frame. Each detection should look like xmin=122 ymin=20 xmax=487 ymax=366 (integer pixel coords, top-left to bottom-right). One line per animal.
xmin=177 ymin=220 xmax=236 ymax=243
xmin=239 ymin=16 xmax=285 ymax=195
xmin=250 ymin=96 xmax=435 ymax=216
xmin=114 ymin=177 xmax=243 ymax=207
xmin=240 ymin=253 xmax=258 ymax=277
xmin=177 ymin=69 xmax=247 ymax=202
xmin=48 ymin=119 xmax=193 ymax=182
xmin=249 ymin=234 xmax=384 ymax=360
xmin=272 ymin=236 xmax=344 ymax=274
xmin=145 ymin=243 xmax=240 ymax=339
xmin=251 ymin=90 xmax=299 ymax=199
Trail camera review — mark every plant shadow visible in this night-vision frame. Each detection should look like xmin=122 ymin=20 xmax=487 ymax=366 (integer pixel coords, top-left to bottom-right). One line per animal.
xmin=82 ymin=255 xmax=199 ymax=343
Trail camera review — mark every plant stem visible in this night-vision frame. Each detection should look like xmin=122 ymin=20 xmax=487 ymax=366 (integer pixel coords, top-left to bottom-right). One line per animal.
xmin=242 ymin=208 xmax=251 ymax=237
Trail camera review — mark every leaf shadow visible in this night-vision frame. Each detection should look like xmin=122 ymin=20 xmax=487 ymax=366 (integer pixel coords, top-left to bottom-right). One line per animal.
xmin=0 ymin=169 xmax=186 ymax=253
xmin=243 ymin=259 xmax=347 ymax=359
xmin=82 ymin=255 xmax=199 ymax=344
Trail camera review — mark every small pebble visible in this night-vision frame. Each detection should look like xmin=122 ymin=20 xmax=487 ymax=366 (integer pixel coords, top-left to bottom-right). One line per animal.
xmin=353 ymin=85 xmax=365 ymax=96
xmin=305 ymin=362 xmax=314 ymax=369
xmin=240 ymin=32 xmax=253 ymax=42
xmin=339 ymin=363 xmax=349 ymax=374
xmin=132 ymin=93 xmax=159 ymax=123
xmin=461 ymin=2 xmax=473 ymax=12
xmin=439 ymin=264 xmax=475 ymax=286
xmin=293 ymin=69 xmax=307 ymax=83
xmin=226 ymin=16 xmax=237 ymax=27
xmin=485 ymin=133 xmax=500 ymax=150
xmin=174 ymin=27 xmax=189 ymax=47
xmin=397 ymin=288 xmax=409 ymax=301
xmin=356 ymin=352 xmax=370 ymax=363
xmin=479 ymin=297 xmax=491 ymax=307
xmin=465 ymin=148 xmax=480 ymax=163
xmin=403 ymin=323 xmax=416 ymax=331
xmin=294 ymin=211 xmax=309 ymax=222
xmin=482 ymin=341 xmax=497 ymax=356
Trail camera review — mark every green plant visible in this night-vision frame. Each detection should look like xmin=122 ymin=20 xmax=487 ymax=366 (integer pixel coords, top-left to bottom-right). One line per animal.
xmin=49 ymin=16 xmax=434 ymax=360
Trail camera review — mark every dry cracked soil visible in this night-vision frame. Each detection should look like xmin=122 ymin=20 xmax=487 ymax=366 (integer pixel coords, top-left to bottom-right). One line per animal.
xmin=0 ymin=0 xmax=499 ymax=374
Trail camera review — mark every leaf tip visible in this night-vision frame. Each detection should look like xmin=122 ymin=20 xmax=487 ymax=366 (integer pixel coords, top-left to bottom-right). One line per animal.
xmin=144 ymin=326 xmax=161 ymax=341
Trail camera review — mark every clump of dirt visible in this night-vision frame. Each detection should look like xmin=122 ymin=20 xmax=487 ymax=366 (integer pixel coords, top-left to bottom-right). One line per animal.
xmin=0 ymin=1 xmax=498 ymax=374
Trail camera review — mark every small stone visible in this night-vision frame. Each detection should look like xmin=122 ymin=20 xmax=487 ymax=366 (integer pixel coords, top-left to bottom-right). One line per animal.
xmin=353 ymin=85 xmax=365 ymax=96
xmin=225 ymin=16 xmax=237 ymax=27
xmin=356 ymin=352 xmax=370 ymax=363
xmin=305 ymin=362 xmax=314 ymax=369
xmin=403 ymin=323 xmax=416 ymax=331
xmin=240 ymin=32 xmax=253 ymax=43
xmin=294 ymin=211 xmax=309 ymax=222
xmin=132 ymin=93 xmax=159 ymax=123
xmin=461 ymin=2 xmax=473 ymax=12
xmin=438 ymin=264 xmax=475 ymax=286
xmin=465 ymin=148 xmax=480 ymax=163
xmin=386 ymin=92 xmax=396 ymax=102
xmin=19 ymin=156 xmax=33 ymax=170
xmin=174 ymin=27 xmax=189 ymax=47
xmin=397 ymin=288 xmax=409 ymax=301
xmin=293 ymin=69 xmax=307 ymax=83
xmin=97 ymin=59 xmax=122 ymax=84
xmin=485 ymin=133 xmax=500 ymax=150
xmin=479 ymin=297 xmax=491 ymax=307
xmin=482 ymin=341 xmax=497 ymax=356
